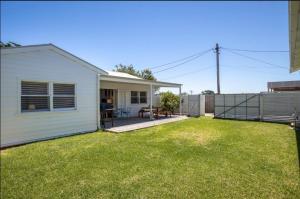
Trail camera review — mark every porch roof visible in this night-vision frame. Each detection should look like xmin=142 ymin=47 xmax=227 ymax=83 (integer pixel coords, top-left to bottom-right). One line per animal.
xmin=100 ymin=71 xmax=182 ymax=88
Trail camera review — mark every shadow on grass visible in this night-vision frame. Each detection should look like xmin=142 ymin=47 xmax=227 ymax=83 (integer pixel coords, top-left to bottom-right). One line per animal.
xmin=295 ymin=128 xmax=300 ymax=169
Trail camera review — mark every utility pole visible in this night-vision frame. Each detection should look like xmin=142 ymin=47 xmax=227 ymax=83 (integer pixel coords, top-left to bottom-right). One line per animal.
xmin=215 ymin=43 xmax=221 ymax=94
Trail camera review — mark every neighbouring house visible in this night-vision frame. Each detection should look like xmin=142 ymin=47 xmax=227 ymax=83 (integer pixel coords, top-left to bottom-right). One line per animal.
xmin=0 ymin=44 xmax=182 ymax=147
xmin=289 ymin=1 xmax=300 ymax=72
xmin=267 ymin=80 xmax=300 ymax=92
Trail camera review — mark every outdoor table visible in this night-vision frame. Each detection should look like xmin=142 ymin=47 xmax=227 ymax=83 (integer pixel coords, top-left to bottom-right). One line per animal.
xmin=139 ymin=107 xmax=159 ymax=119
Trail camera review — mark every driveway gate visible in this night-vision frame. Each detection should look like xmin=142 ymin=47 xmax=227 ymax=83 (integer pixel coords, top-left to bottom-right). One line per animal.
xmin=214 ymin=93 xmax=260 ymax=120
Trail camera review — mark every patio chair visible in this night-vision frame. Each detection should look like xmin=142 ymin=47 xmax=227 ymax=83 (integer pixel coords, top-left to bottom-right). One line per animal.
xmin=114 ymin=108 xmax=122 ymax=118
xmin=122 ymin=107 xmax=131 ymax=118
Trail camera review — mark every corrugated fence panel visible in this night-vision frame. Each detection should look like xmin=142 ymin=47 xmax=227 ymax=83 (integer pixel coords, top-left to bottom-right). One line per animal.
xmin=215 ymin=93 xmax=260 ymax=120
xmin=215 ymin=92 xmax=300 ymax=122
xmin=262 ymin=92 xmax=300 ymax=117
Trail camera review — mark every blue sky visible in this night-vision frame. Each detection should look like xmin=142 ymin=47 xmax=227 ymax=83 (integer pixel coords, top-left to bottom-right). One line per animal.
xmin=1 ymin=1 xmax=299 ymax=93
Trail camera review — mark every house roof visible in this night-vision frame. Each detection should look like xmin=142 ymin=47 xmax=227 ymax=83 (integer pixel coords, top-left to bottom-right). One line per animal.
xmin=101 ymin=72 xmax=181 ymax=88
xmin=106 ymin=71 xmax=142 ymax=79
xmin=289 ymin=1 xmax=300 ymax=72
xmin=1 ymin=43 xmax=181 ymax=87
xmin=1 ymin=44 xmax=108 ymax=75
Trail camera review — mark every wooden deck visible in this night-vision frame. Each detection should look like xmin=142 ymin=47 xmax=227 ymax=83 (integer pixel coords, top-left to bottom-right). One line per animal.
xmin=104 ymin=115 xmax=188 ymax=133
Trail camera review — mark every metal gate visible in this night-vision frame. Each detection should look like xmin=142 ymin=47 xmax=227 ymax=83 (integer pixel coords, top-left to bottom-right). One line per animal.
xmin=205 ymin=95 xmax=215 ymax=113
xmin=181 ymin=95 xmax=205 ymax=116
xmin=214 ymin=93 xmax=260 ymax=120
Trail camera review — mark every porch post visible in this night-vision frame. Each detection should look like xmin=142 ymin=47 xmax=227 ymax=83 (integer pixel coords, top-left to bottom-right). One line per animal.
xmin=150 ymin=84 xmax=153 ymax=120
xmin=179 ymin=85 xmax=182 ymax=115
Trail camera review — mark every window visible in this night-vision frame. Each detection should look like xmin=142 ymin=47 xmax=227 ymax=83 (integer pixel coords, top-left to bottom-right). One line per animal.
xmin=131 ymin=91 xmax=139 ymax=104
xmin=139 ymin=91 xmax=147 ymax=103
xmin=131 ymin=91 xmax=147 ymax=104
xmin=53 ymin=83 xmax=75 ymax=109
xmin=21 ymin=81 xmax=50 ymax=112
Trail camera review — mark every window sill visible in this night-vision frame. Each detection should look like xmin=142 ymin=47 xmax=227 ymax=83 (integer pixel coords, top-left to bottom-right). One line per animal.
xmin=53 ymin=108 xmax=77 ymax=112
xmin=18 ymin=108 xmax=78 ymax=116
xmin=130 ymin=103 xmax=148 ymax=105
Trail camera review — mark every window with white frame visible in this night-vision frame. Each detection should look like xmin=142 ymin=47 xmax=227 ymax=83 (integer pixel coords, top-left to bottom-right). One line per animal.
xmin=53 ymin=83 xmax=75 ymax=109
xmin=131 ymin=91 xmax=147 ymax=104
xmin=139 ymin=91 xmax=147 ymax=103
xmin=21 ymin=81 xmax=50 ymax=112
xmin=131 ymin=91 xmax=139 ymax=104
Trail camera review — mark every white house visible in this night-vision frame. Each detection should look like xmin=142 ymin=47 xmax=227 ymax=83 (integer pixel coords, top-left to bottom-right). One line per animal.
xmin=0 ymin=44 xmax=181 ymax=147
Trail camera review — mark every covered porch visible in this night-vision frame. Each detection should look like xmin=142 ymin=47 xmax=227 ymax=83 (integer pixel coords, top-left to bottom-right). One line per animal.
xmin=97 ymin=71 xmax=182 ymax=130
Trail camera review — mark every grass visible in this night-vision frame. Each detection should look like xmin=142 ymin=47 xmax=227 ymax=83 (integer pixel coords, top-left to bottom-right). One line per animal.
xmin=1 ymin=117 xmax=299 ymax=198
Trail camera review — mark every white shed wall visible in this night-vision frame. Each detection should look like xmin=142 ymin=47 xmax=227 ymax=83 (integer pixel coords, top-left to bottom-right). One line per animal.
xmin=1 ymin=49 xmax=98 ymax=147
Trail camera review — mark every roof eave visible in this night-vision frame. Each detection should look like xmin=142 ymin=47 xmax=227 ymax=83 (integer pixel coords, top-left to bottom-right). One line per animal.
xmin=100 ymin=74 xmax=182 ymax=87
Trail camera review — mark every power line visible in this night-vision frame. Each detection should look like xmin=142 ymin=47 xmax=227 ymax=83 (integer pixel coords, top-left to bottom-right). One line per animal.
xmin=221 ymin=64 xmax=287 ymax=70
xmin=161 ymin=66 xmax=213 ymax=80
xmin=221 ymin=47 xmax=289 ymax=53
xmin=222 ymin=48 xmax=288 ymax=70
xmin=153 ymin=49 xmax=212 ymax=74
xmin=149 ymin=48 xmax=213 ymax=70
xmin=222 ymin=65 xmax=285 ymax=77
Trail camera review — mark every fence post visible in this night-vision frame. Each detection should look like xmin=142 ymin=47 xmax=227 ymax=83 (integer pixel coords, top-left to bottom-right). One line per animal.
xmin=187 ymin=95 xmax=189 ymax=116
xmin=214 ymin=94 xmax=216 ymax=118
xmin=246 ymin=94 xmax=248 ymax=120
xmin=260 ymin=93 xmax=264 ymax=121
xmin=223 ymin=94 xmax=226 ymax=118
xmin=234 ymin=94 xmax=236 ymax=119
xmin=199 ymin=94 xmax=201 ymax=116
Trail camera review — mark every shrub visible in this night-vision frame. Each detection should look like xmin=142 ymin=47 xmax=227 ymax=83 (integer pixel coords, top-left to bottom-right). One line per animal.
xmin=160 ymin=91 xmax=180 ymax=114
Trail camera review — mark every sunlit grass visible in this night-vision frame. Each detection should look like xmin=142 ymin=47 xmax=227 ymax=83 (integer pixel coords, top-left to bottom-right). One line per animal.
xmin=1 ymin=117 xmax=299 ymax=198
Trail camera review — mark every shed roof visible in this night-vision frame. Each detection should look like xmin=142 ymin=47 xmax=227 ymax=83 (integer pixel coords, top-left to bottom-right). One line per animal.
xmin=268 ymin=80 xmax=300 ymax=89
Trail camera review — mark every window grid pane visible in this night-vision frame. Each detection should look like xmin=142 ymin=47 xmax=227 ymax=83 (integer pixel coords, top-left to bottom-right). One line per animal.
xmin=21 ymin=96 xmax=50 ymax=112
xmin=53 ymin=84 xmax=75 ymax=95
xmin=21 ymin=81 xmax=49 ymax=112
xmin=21 ymin=81 xmax=48 ymax=95
xmin=53 ymin=83 xmax=75 ymax=109
xmin=53 ymin=97 xmax=75 ymax=108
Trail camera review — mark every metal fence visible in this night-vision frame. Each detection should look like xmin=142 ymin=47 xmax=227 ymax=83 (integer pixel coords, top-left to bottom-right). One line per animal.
xmin=214 ymin=92 xmax=300 ymax=123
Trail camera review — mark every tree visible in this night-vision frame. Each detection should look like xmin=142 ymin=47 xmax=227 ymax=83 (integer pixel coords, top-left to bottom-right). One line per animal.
xmin=140 ymin=68 xmax=156 ymax=81
xmin=201 ymin=90 xmax=215 ymax=95
xmin=113 ymin=64 xmax=156 ymax=81
xmin=0 ymin=41 xmax=21 ymax=48
xmin=113 ymin=64 xmax=140 ymax=77
xmin=160 ymin=91 xmax=180 ymax=114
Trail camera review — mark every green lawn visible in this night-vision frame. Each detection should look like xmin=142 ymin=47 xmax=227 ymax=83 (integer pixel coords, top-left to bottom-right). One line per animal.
xmin=1 ymin=117 xmax=299 ymax=198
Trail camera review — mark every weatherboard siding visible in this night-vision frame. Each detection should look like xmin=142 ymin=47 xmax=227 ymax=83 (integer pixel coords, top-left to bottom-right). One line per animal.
xmin=1 ymin=49 xmax=98 ymax=147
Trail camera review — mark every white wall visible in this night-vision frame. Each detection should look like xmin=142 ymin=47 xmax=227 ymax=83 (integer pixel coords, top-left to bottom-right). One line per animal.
xmin=100 ymin=81 xmax=153 ymax=117
xmin=1 ymin=49 xmax=98 ymax=147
